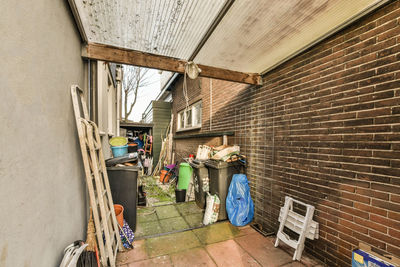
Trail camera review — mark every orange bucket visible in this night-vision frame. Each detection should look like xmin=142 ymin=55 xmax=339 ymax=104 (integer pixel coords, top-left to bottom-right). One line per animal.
xmin=114 ymin=204 xmax=124 ymax=227
xmin=159 ymin=170 xmax=172 ymax=184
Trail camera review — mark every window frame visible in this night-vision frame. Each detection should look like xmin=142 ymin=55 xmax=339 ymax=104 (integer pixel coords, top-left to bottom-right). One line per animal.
xmin=177 ymin=101 xmax=202 ymax=132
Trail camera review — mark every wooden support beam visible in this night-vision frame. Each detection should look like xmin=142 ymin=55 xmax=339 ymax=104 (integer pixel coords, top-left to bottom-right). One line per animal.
xmin=82 ymin=43 xmax=262 ymax=85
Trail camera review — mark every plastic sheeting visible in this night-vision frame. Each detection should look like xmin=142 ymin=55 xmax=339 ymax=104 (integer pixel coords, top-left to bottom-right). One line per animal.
xmin=226 ymin=174 xmax=254 ymax=226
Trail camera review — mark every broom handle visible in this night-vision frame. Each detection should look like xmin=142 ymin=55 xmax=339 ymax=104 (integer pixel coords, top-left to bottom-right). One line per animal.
xmin=118 ymin=223 xmax=132 ymax=247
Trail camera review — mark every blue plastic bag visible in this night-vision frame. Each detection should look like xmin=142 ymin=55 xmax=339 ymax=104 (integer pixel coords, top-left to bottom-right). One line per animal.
xmin=226 ymin=174 xmax=254 ymax=226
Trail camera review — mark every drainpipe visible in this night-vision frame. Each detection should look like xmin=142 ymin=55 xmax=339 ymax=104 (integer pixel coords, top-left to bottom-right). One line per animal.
xmin=209 ymin=78 xmax=212 ymax=131
xmin=116 ymin=65 xmax=123 ymax=136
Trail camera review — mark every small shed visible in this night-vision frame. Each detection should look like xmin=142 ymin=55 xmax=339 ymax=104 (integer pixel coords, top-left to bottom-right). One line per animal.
xmin=142 ymin=100 xmax=172 ymax=168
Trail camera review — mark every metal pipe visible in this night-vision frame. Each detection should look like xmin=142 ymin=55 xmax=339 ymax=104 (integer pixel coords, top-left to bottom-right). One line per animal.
xmin=209 ymin=78 xmax=212 ymax=131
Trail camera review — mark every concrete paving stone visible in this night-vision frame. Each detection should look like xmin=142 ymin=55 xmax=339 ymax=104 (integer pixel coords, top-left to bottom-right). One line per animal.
xmin=298 ymin=253 xmax=323 ymax=267
xmin=170 ymin=247 xmax=216 ymax=267
xmin=235 ymin=233 xmax=293 ymax=267
xmin=135 ymin=220 xmax=163 ymax=238
xmin=280 ymin=262 xmax=306 ymax=267
xmin=117 ymin=240 xmax=148 ymax=265
xmin=193 ymin=221 xmax=240 ymax=245
xmin=206 ymin=239 xmax=261 ymax=267
xmin=137 ymin=211 xmax=158 ymax=223
xmin=184 ymin=213 xmax=204 ymax=228
xmin=145 ymin=230 xmax=202 ymax=258
xmin=176 ymin=201 xmax=204 ymax=215
xmin=236 ymin=225 xmax=257 ymax=237
xmin=137 ymin=207 xmax=156 ymax=214
xmin=127 ymin=255 xmax=172 ymax=267
xmin=155 ymin=205 xmax=180 ymax=219
xmin=273 ymin=238 xmax=322 ymax=267
xmin=159 ymin=216 xmax=190 ymax=233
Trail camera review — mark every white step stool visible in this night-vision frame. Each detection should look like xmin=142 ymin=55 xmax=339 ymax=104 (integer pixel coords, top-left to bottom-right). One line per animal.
xmin=275 ymin=196 xmax=319 ymax=261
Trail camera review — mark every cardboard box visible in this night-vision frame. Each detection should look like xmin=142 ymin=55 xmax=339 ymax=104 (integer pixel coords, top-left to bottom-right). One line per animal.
xmin=352 ymin=243 xmax=400 ymax=267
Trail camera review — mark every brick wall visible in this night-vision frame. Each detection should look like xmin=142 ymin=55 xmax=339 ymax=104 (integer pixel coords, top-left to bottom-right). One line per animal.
xmin=171 ymin=1 xmax=400 ymax=265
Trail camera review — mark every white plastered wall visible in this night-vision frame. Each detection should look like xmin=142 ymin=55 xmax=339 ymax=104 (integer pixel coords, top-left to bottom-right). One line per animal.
xmin=0 ymin=1 xmax=87 ymax=266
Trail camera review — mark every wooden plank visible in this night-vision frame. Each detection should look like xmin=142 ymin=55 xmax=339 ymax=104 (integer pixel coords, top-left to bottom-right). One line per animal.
xmin=82 ymin=43 xmax=262 ymax=85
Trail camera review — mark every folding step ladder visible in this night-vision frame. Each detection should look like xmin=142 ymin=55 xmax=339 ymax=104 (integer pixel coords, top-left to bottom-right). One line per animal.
xmin=71 ymin=85 xmax=122 ymax=267
xmin=275 ymin=196 xmax=319 ymax=261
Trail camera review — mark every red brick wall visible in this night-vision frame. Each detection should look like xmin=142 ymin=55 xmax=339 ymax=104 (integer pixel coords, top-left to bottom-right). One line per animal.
xmin=171 ymin=1 xmax=400 ymax=265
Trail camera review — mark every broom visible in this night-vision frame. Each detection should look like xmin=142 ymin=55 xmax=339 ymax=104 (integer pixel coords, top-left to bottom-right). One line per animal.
xmin=77 ymin=209 xmax=99 ymax=267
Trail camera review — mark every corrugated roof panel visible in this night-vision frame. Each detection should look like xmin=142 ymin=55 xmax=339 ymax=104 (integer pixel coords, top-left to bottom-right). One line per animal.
xmin=73 ymin=0 xmax=227 ymax=59
xmin=194 ymin=0 xmax=385 ymax=73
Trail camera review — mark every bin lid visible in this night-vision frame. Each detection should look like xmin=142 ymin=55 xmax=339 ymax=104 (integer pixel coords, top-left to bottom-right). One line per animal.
xmin=107 ymin=166 xmax=140 ymax=172
xmin=204 ymin=159 xmax=240 ymax=169
xmin=189 ymin=160 xmax=206 ymax=168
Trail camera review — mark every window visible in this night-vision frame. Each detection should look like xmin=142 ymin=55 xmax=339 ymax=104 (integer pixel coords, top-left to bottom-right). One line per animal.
xmin=177 ymin=101 xmax=202 ymax=131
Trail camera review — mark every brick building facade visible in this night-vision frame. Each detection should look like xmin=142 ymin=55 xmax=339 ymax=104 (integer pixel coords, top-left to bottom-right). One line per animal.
xmin=170 ymin=1 xmax=400 ymax=266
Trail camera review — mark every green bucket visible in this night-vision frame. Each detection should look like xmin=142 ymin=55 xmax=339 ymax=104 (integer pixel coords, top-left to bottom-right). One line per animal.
xmin=177 ymin=163 xmax=193 ymax=190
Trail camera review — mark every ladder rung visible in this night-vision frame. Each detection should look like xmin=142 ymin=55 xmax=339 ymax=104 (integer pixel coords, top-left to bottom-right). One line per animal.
xmin=277 ymin=231 xmax=298 ymax=249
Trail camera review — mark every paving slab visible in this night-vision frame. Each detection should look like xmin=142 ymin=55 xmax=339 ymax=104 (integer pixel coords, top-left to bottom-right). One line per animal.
xmin=155 ymin=205 xmax=180 ymax=219
xmin=193 ymin=221 xmax=240 ymax=245
xmin=137 ymin=209 xmax=158 ymax=223
xmin=236 ymin=225 xmax=257 ymax=237
xmin=235 ymin=233 xmax=294 ymax=267
xmin=170 ymin=247 xmax=216 ymax=267
xmin=159 ymin=216 xmax=190 ymax=233
xmin=280 ymin=262 xmax=306 ymax=267
xmin=145 ymin=230 xmax=202 ymax=258
xmin=176 ymin=201 xmax=203 ymax=215
xmin=273 ymin=237 xmax=322 ymax=266
xmin=135 ymin=220 xmax=163 ymax=238
xmin=117 ymin=240 xmax=148 ymax=265
xmin=127 ymin=255 xmax=172 ymax=267
xmin=184 ymin=213 xmax=204 ymax=228
xmin=206 ymin=239 xmax=261 ymax=267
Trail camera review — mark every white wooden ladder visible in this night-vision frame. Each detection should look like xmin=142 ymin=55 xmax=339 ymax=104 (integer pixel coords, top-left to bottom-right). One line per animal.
xmin=275 ymin=196 xmax=319 ymax=261
xmin=71 ymin=85 xmax=122 ymax=266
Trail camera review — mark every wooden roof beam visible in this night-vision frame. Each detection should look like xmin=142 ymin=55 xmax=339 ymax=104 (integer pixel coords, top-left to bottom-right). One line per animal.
xmin=82 ymin=43 xmax=262 ymax=85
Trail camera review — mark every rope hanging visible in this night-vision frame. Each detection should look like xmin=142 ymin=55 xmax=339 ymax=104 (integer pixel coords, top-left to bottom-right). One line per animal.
xmin=182 ymin=61 xmax=201 ymax=111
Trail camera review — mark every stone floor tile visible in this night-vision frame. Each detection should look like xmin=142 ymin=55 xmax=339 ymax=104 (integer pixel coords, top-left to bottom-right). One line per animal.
xmin=176 ymin=201 xmax=203 ymax=215
xmin=135 ymin=220 xmax=163 ymax=238
xmin=193 ymin=222 xmax=240 ymax=245
xmin=155 ymin=205 xmax=180 ymax=219
xmin=145 ymin=230 xmax=202 ymax=257
xmin=117 ymin=240 xmax=148 ymax=265
xmin=127 ymin=255 xmax=172 ymax=267
xmin=137 ymin=207 xmax=156 ymax=214
xmin=298 ymin=253 xmax=322 ymax=267
xmin=137 ymin=210 xmax=158 ymax=223
xmin=184 ymin=213 xmax=204 ymax=228
xmin=206 ymin=239 xmax=261 ymax=267
xmin=159 ymin=216 xmax=190 ymax=233
xmin=235 ymin=233 xmax=293 ymax=267
xmin=170 ymin=247 xmax=216 ymax=267
xmin=236 ymin=225 xmax=257 ymax=237
xmin=280 ymin=262 xmax=306 ymax=267
xmin=273 ymin=238 xmax=322 ymax=267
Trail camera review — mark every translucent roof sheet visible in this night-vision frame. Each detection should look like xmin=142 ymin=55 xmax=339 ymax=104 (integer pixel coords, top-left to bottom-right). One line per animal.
xmin=71 ymin=0 xmax=387 ymax=74
xmin=73 ymin=0 xmax=227 ymax=59
xmin=194 ymin=0 xmax=385 ymax=73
